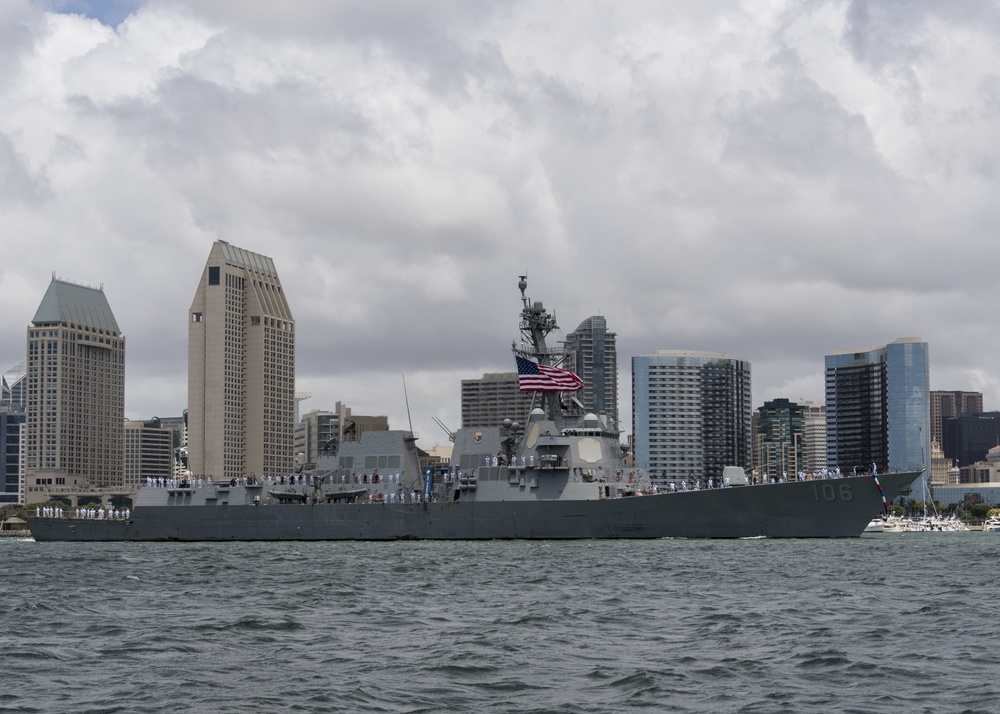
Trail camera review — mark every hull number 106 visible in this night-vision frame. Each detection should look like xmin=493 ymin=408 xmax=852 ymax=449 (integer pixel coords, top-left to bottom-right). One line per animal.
xmin=812 ymin=483 xmax=854 ymax=502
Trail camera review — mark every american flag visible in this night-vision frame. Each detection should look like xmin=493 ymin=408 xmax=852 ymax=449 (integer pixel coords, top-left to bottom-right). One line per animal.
xmin=515 ymin=355 xmax=584 ymax=392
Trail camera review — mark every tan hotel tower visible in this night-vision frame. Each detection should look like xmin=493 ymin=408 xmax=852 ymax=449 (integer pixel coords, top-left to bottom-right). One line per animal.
xmin=23 ymin=277 xmax=125 ymax=502
xmin=188 ymin=241 xmax=295 ymax=481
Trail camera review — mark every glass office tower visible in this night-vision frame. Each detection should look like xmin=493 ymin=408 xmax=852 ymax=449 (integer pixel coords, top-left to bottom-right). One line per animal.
xmin=826 ymin=338 xmax=930 ymax=497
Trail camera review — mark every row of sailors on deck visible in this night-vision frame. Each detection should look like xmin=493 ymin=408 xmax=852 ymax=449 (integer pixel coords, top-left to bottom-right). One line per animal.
xmin=662 ymin=468 xmax=847 ymax=491
xmin=342 ymin=471 xmax=472 ymax=485
xmin=34 ymin=506 xmax=131 ymax=520
xmin=147 ymin=477 xmax=183 ymax=488
xmin=349 ymin=472 xmax=403 ymax=484
xmin=482 ymin=454 xmax=535 ymax=468
xmin=146 ymin=474 xmax=321 ymax=489
xmin=758 ymin=468 xmax=843 ymax=484
xmin=368 ymin=491 xmax=429 ymax=504
xmin=669 ymin=478 xmax=729 ymax=491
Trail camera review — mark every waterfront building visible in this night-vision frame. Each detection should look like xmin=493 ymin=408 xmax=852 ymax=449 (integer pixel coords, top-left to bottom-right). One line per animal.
xmin=928 ymin=440 xmax=1000 ymax=505
xmin=0 ymin=361 xmax=26 ymax=503
xmin=755 ymin=399 xmax=805 ymax=479
xmin=461 ymin=372 xmax=535 ymax=429
xmin=929 ymin=440 xmax=951 ymax=487
xmin=801 ymin=402 xmax=827 ymax=474
xmin=295 ymin=409 xmax=338 ymax=470
xmin=563 ymin=316 xmax=619 ymax=428
xmin=23 ymin=277 xmax=125 ymax=502
xmin=2 ymin=360 xmax=27 ymax=408
xmin=188 ymin=241 xmax=295 ymax=481
xmin=942 ymin=411 xmax=1000 ymax=468
xmin=632 ymin=350 xmax=752 ymax=483
xmin=0 ymin=406 xmax=24 ymax=504
xmin=154 ymin=414 xmax=187 ymax=477
xmin=124 ymin=419 xmax=174 ymax=489
xmin=980 ymin=446 xmax=1000 ymax=482
xmin=419 ymin=444 xmax=450 ymax=474
xmin=425 ymin=444 xmax=453 ymax=463
xmin=825 ymin=338 xmax=930 ymax=495
xmin=294 ymin=403 xmax=388 ymax=470
xmin=930 ymin=391 xmax=983 ymax=445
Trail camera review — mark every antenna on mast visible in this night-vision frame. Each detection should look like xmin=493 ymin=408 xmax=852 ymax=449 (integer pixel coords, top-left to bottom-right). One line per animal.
xmin=402 ymin=375 xmax=415 ymax=439
xmin=433 ymin=417 xmax=456 ymax=442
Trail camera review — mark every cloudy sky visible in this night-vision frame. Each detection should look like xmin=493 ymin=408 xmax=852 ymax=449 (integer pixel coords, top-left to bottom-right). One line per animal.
xmin=3 ymin=0 xmax=999 ymax=449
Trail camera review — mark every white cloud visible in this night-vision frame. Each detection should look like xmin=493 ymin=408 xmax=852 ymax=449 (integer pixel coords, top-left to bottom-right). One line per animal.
xmin=4 ymin=0 xmax=1000 ymax=447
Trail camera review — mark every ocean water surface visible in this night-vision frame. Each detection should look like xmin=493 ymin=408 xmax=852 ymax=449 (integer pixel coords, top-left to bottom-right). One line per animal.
xmin=2 ymin=534 xmax=998 ymax=713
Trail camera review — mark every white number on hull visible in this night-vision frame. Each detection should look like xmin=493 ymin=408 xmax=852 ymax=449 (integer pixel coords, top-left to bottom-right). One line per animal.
xmin=812 ymin=483 xmax=854 ymax=502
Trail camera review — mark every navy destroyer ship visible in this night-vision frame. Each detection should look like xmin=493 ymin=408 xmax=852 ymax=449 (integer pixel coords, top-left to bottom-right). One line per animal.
xmin=29 ymin=277 xmax=920 ymax=542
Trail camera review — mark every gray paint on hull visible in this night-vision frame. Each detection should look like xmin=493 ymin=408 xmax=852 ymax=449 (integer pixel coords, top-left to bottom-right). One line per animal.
xmin=28 ymin=471 xmax=919 ymax=542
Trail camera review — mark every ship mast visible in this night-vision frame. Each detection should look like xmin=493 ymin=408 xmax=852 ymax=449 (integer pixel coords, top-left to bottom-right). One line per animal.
xmin=514 ymin=275 xmax=562 ymax=420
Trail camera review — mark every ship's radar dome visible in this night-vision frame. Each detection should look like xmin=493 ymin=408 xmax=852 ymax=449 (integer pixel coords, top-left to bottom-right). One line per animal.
xmin=527 ymin=408 xmax=545 ymax=423
xmin=583 ymin=413 xmax=599 ymax=428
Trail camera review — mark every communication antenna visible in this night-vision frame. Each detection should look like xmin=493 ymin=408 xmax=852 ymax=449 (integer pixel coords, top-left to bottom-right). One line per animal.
xmin=433 ymin=417 xmax=456 ymax=442
xmin=402 ymin=374 xmax=415 ymax=438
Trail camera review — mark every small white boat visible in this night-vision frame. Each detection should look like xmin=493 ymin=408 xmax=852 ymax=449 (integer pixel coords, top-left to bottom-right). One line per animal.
xmin=881 ymin=516 xmax=908 ymax=533
xmin=982 ymin=517 xmax=1000 ymax=532
xmin=864 ymin=518 xmax=885 ymax=533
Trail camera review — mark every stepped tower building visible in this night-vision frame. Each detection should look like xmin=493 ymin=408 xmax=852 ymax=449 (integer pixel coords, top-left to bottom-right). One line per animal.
xmin=188 ymin=241 xmax=295 ymax=481
xmin=23 ymin=277 xmax=125 ymax=498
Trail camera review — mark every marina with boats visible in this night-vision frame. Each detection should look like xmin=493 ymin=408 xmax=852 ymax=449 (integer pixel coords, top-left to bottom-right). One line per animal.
xmin=868 ymin=515 xmax=971 ymax=533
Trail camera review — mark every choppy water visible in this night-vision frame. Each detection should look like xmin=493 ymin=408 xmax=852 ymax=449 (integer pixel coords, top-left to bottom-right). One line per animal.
xmin=2 ymin=533 xmax=999 ymax=713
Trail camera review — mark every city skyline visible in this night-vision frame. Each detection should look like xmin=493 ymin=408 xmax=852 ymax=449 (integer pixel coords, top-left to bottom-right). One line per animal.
xmin=2 ymin=268 xmax=990 ymax=455
xmin=2 ymin=2 xmax=1000 ymax=449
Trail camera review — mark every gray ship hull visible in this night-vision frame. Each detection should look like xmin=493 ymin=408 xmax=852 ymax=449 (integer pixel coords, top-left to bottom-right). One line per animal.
xmin=28 ymin=471 xmax=919 ymax=541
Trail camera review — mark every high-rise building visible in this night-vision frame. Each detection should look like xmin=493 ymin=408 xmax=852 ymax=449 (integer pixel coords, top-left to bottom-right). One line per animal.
xmin=124 ymin=419 xmax=174 ymax=488
xmin=294 ymin=409 xmax=337 ymax=470
xmin=563 ymin=316 xmax=618 ymax=426
xmin=755 ymin=399 xmax=805 ymax=479
xmin=154 ymin=414 xmax=187 ymax=477
xmin=825 ymin=338 xmax=930 ymax=493
xmin=2 ymin=360 xmax=27 ymax=408
xmin=930 ymin=391 xmax=983 ymax=445
xmin=800 ymin=402 xmax=827 ymax=474
xmin=0 ymin=406 xmax=24 ymax=504
xmin=23 ymin=277 xmax=125 ymax=501
xmin=1 ymin=361 xmax=26 ymax=502
xmin=188 ymin=241 xmax=295 ymax=481
xmin=632 ymin=350 xmax=752 ymax=483
xmin=294 ymin=403 xmax=389 ymax=469
xmin=929 ymin=440 xmax=951 ymax=486
xmin=942 ymin=411 xmax=1000 ymax=468
xmin=461 ymin=373 xmax=535 ymax=429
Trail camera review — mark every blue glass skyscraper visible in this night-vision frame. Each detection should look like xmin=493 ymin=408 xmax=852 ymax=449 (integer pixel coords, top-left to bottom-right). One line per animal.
xmin=825 ymin=338 xmax=930 ymax=500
